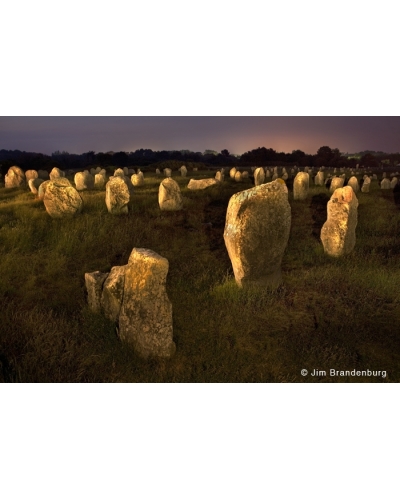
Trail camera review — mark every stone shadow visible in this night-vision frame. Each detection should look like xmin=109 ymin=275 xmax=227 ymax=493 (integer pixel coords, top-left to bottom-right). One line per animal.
xmin=310 ymin=192 xmax=329 ymax=239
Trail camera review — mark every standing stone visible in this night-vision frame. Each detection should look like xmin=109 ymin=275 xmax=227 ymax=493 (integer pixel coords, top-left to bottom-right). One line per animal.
xmin=390 ymin=177 xmax=398 ymax=188
xmin=180 ymin=166 xmax=187 ymax=177
xmin=85 ymin=271 xmax=109 ymax=313
xmin=118 ymin=248 xmax=176 ymax=359
xmin=114 ymin=168 xmax=125 ymax=178
xmin=187 ymin=178 xmax=218 ymax=190
xmin=94 ymin=173 xmax=106 ymax=190
xmin=215 ymin=171 xmax=224 ymax=182
xmin=25 ymin=170 xmax=38 ymax=182
xmin=254 ymin=167 xmax=265 ymax=186
xmin=75 ymin=171 xmax=94 ymax=191
xmin=101 ymin=265 xmax=127 ymax=322
xmin=271 ymin=173 xmax=279 ymax=181
xmin=38 ymin=180 xmax=51 ymax=200
xmin=330 ymin=176 xmax=344 ymax=192
xmin=95 ymin=166 xmax=102 ymax=174
xmin=229 ymin=167 xmax=237 ymax=179
xmin=320 ymin=186 xmax=358 ymax=257
xmin=361 ymin=176 xmax=371 ymax=193
xmin=381 ymin=178 xmax=391 ymax=189
xmin=241 ymin=171 xmax=249 ymax=179
xmin=156 ymin=168 xmax=161 ymax=175
xmin=293 ymin=172 xmax=309 ymax=200
xmin=43 ymin=178 xmax=83 ymax=218
xmin=123 ymin=167 xmax=129 ymax=176
xmin=164 ymin=168 xmax=172 ymax=178
xmin=90 ymin=168 xmax=96 ymax=175
xmin=49 ymin=167 xmax=65 ymax=180
xmin=223 ymin=179 xmax=291 ymax=289
xmin=347 ymin=176 xmax=359 ymax=193
xmin=105 ymin=176 xmax=130 ymax=214
xmin=131 ymin=173 xmax=144 ymax=187
xmin=158 ymin=178 xmax=183 ymax=211
xmin=234 ymin=171 xmax=242 ymax=182
xmin=315 ymin=170 xmax=325 ymax=186
xmin=5 ymin=166 xmax=26 ymax=188
xmin=265 ymin=169 xmax=271 ymax=178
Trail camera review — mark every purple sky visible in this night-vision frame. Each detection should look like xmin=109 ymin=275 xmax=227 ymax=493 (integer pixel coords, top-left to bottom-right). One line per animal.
xmin=1 ymin=116 xmax=400 ymax=156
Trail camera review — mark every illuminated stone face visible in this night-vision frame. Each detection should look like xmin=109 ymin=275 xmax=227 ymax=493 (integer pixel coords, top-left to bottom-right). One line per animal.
xmin=229 ymin=167 xmax=237 ymax=179
xmin=234 ymin=171 xmax=242 ymax=182
xmin=43 ymin=178 xmax=83 ymax=218
xmin=5 ymin=166 xmax=26 ymax=188
xmin=223 ymin=179 xmax=291 ymax=289
xmin=347 ymin=176 xmax=359 ymax=193
xmin=293 ymin=172 xmax=309 ymax=200
xmin=131 ymin=173 xmax=144 ymax=187
xmin=330 ymin=176 xmax=344 ymax=193
xmin=105 ymin=176 xmax=130 ymax=214
xmin=381 ymin=178 xmax=391 ymax=189
xmin=94 ymin=173 xmax=106 ymax=190
xmin=187 ymin=178 xmax=218 ymax=190
xmin=75 ymin=171 xmax=94 ymax=191
xmin=101 ymin=265 xmax=127 ymax=322
xmin=49 ymin=167 xmax=65 ymax=180
xmin=158 ymin=178 xmax=183 ymax=211
xmin=25 ymin=170 xmax=38 ymax=182
xmin=119 ymin=248 xmax=175 ymax=359
xmin=215 ymin=171 xmax=224 ymax=182
xmin=314 ymin=171 xmax=324 ymax=186
xmin=254 ymin=167 xmax=265 ymax=186
xmin=320 ymin=186 xmax=358 ymax=257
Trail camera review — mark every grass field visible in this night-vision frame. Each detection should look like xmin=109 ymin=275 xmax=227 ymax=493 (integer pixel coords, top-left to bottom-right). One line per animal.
xmin=0 ymin=170 xmax=399 ymax=382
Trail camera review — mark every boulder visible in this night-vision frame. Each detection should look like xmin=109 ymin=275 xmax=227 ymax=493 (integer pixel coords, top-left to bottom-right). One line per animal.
xmin=187 ymin=178 xmax=218 ymax=190
xmin=223 ymin=179 xmax=291 ymax=289
xmin=118 ymin=248 xmax=176 ymax=358
xmin=293 ymin=172 xmax=309 ymax=200
xmin=320 ymin=186 xmax=358 ymax=257
xmin=43 ymin=178 xmax=83 ymax=218
xmin=105 ymin=176 xmax=130 ymax=214
xmin=158 ymin=178 xmax=183 ymax=211
xmin=5 ymin=166 xmax=26 ymax=188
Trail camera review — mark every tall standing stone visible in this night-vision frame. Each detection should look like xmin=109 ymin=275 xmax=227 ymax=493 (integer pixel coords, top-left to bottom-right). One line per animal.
xmin=293 ymin=172 xmax=309 ymax=200
xmin=131 ymin=173 xmax=144 ymax=186
xmin=314 ymin=170 xmax=325 ymax=186
xmin=164 ymin=168 xmax=172 ymax=178
xmin=43 ymin=178 xmax=83 ymax=218
xmin=105 ymin=176 xmax=130 ymax=214
xmin=158 ymin=178 xmax=183 ymax=211
xmin=28 ymin=178 xmax=44 ymax=195
xmin=229 ymin=167 xmax=237 ymax=179
xmin=75 ymin=171 xmax=94 ymax=191
xmin=361 ymin=176 xmax=371 ymax=193
xmin=320 ymin=186 xmax=358 ymax=257
xmin=118 ymin=248 xmax=176 ymax=359
xmin=234 ymin=171 xmax=242 ymax=182
xmin=254 ymin=167 xmax=265 ymax=186
xmin=94 ymin=173 xmax=106 ymax=190
xmin=381 ymin=178 xmax=391 ymax=189
xmin=179 ymin=166 xmax=187 ymax=177
xmin=347 ymin=176 xmax=359 ymax=193
xmin=223 ymin=179 xmax=291 ymax=289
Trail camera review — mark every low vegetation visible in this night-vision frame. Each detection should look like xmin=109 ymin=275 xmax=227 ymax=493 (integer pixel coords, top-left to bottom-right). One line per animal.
xmin=0 ymin=170 xmax=399 ymax=382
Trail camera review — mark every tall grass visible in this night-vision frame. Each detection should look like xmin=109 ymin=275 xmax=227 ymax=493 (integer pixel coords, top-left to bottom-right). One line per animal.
xmin=0 ymin=171 xmax=399 ymax=382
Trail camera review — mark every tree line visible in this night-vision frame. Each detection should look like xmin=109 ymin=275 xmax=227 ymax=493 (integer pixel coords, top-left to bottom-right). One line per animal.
xmin=1 ymin=146 xmax=400 ymax=176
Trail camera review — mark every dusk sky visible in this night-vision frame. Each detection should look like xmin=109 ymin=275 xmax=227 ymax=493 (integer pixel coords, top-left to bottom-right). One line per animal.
xmin=1 ymin=116 xmax=400 ymax=156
